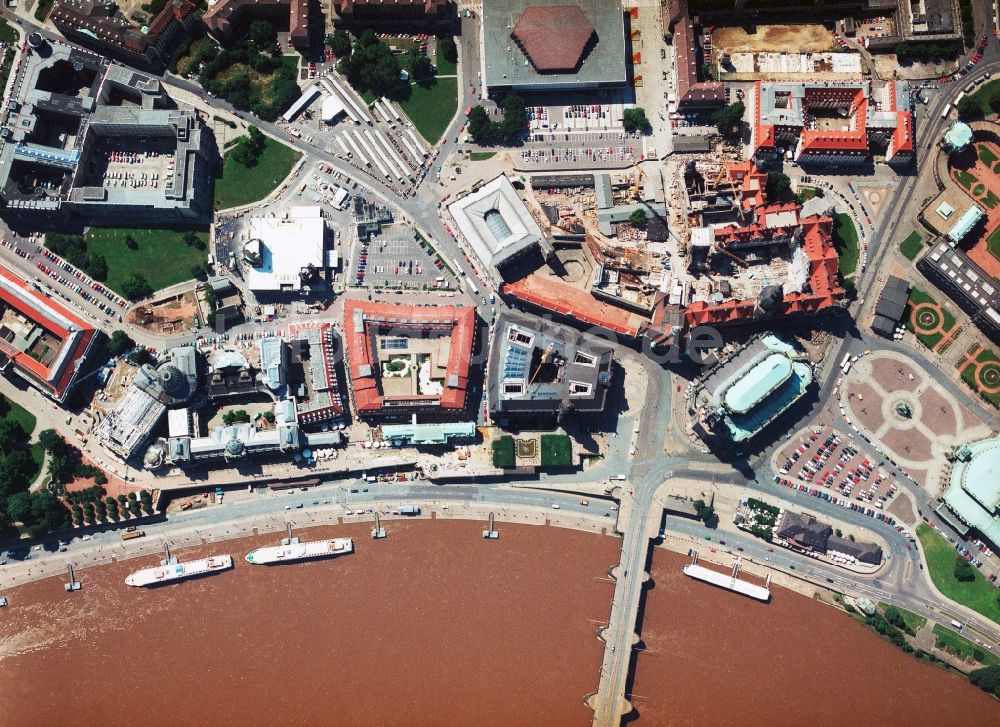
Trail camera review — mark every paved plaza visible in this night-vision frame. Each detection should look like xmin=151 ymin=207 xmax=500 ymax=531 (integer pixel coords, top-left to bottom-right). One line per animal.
xmin=841 ymin=351 xmax=992 ymax=492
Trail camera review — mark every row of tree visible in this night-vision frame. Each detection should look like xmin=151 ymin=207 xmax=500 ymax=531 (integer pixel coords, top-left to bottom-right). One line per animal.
xmin=44 ymin=233 xmax=108 ymax=282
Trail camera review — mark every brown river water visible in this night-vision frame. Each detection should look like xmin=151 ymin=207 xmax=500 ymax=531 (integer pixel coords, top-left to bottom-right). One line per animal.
xmin=0 ymin=522 xmax=996 ymax=727
xmin=629 ymin=548 xmax=1000 ymax=726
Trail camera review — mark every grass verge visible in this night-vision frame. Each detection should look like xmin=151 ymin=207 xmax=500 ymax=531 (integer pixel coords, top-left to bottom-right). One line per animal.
xmin=899 ymin=231 xmax=924 ymax=261
xmin=832 ymin=213 xmax=859 ymax=281
xmin=987 ymin=226 xmax=1000 ymax=262
xmin=470 ymin=151 xmax=497 ymax=161
xmin=214 ymin=135 xmax=301 ymax=210
xmin=84 ymin=227 xmax=210 ymax=294
xmin=917 ymin=523 xmax=1000 ymax=624
xmin=933 ymin=624 xmax=1000 ymax=666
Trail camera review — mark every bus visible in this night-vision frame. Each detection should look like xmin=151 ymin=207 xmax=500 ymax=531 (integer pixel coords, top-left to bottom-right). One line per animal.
xmin=465 ymin=277 xmax=479 ymax=296
xmin=941 ymin=102 xmax=952 ymax=119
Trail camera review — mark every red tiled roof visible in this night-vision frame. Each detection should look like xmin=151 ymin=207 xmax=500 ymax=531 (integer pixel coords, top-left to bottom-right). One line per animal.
xmin=751 ymin=82 xmax=776 ymax=153
xmin=501 ymin=275 xmax=641 ymax=337
xmin=204 ymin=0 xmax=310 ymax=45
xmin=0 ymin=265 xmax=97 ymax=401
xmin=512 ymin=5 xmax=595 ymax=72
xmin=342 ymin=301 xmax=475 ymax=414
xmin=683 ymin=213 xmax=845 ymax=327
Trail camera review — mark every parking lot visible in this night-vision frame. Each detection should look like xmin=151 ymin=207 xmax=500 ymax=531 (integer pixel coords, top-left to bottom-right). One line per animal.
xmin=778 ymin=428 xmax=900 ymax=510
xmin=351 ymin=226 xmax=452 ymax=291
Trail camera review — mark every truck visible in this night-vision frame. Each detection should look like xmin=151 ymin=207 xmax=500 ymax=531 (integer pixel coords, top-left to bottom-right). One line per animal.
xmin=950 ymin=619 xmax=964 ymax=631
xmin=121 ymin=530 xmax=146 ymax=541
xmin=396 ymin=505 xmax=420 ymax=516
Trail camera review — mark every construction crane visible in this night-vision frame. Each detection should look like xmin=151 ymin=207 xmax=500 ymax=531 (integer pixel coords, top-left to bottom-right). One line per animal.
xmin=716 ymin=244 xmax=749 ymax=267
xmin=630 ymin=160 xmax=646 ymax=201
xmin=527 ymin=342 xmax=555 ymax=389
xmin=718 ymin=159 xmax=747 ymax=222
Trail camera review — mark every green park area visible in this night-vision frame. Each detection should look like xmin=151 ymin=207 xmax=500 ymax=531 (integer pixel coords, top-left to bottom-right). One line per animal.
xmin=470 ymin=152 xmax=497 ymax=161
xmin=214 ymin=135 xmax=301 ymax=210
xmin=917 ymin=523 xmax=1000 ymax=624
xmin=540 ymin=434 xmax=572 ymax=467
xmin=960 ymin=347 xmax=1000 ymax=408
xmin=979 ymin=144 xmax=999 ymax=167
xmin=899 ymin=231 xmax=924 ymax=261
xmin=933 ymin=624 xmax=1000 ymax=666
xmin=904 ymin=288 xmax=956 ymax=350
xmin=984 ymin=191 xmax=1000 ymax=210
xmin=796 ymin=186 xmax=821 ymax=203
xmin=832 ymin=213 xmax=860 ymax=284
xmin=84 ymin=227 xmax=211 ymax=296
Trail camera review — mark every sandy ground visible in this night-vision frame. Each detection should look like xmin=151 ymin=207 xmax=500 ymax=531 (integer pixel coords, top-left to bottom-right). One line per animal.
xmin=713 ymin=24 xmax=835 ymax=54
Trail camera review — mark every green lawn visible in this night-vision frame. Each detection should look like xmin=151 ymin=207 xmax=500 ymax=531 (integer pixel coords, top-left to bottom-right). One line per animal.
xmin=398 ymin=74 xmax=458 ymax=146
xmin=904 ymin=288 xmax=955 ymax=350
xmin=214 ymin=136 xmax=301 ymax=210
xmin=470 ymin=151 xmax=497 ymax=161
xmin=0 ymin=395 xmax=45 ymax=485
xmin=987 ymin=226 xmax=1000 ymax=262
xmin=961 ymin=347 xmax=1000 ymax=408
xmin=832 ymin=213 xmax=859 ymax=281
xmin=540 ymin=434 xmax=572 ymax=467
xmin=492 ymin=435 xmax=515 ymax=468
xmin=899 ymin=231 xmax=924 ymax=261
xmin=984 ymin=191 xmax=1000 ymax=210
xmin=979 ymin=144 xmax=999 ymax=167
xmin=973 ymin=183 xmax=986 ymax=196
xmin=955 ymin=169 xmax=977 ymax=190
xmin=796 ymin=186 xmax=821 ymax=203
xmin=932 ymin=624 xmax=1000 ymax=665
xmin=917 ymin=524 xmax=1000 ymax=624
xmin=85 ymin=227 xmax=210 ymax=294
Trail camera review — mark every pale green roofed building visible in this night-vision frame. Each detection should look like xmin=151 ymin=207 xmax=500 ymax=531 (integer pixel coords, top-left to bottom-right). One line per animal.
xmin=943 ymin=121 xmax=973 ymax=153
xmin=698 ymin=334 xmax=813 ymax=443
xmin=941 ymin=435 xmax=1000 ymax=545
xmin=382 ymin=421 xmax=477 ymax=446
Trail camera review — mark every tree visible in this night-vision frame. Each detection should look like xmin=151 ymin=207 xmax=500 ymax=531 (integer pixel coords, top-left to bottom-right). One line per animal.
xmin=5 ymin=490 xmax=31 ymax=523
xmin=38 ymin=428 xmax=62 ymax=453
xmin=693 ymin=499 xmax=715 ymax=524
xmin=440 ymin=36 xmax=457 ymax=64
xmin=327 ymin=29 xmax=352 ymax=58
xmin=954 ymin=555 xmax=976 ymax=582
xmin=87 ymin=254 xmax=108 ymax=282
xmin=0 ymin=418 xmax=26 ymax=451
xmin=467 ymin=105 xmax=492 ymax=144
xmin=410 ymin=51 xmax=434 ymax=82
xmin=128 ymin=347 xmax=153 ymax=367
xmin=623 ymin=107 xmax=651 ymax=134
xmin=712 ymin=101 xmax=745 ymax=138
xmin=0 ymin=449 xmax=36 ymax=488
xmin=956 ymin=94 xmax=980 ymax=120
xmin=970 ymin=664 xmax=1000 ymax=697
xmin=766 ymin=171 xmax=792 ymax=201
xmin=124 ymin=234 xmax=138 ymax=250
xmin=246 ymin=20 xmax=276 ymax=51
xmin=107 ymin=330 xmax=135 ymax=357
xmin=191 ymin=263 xmax=209 ymax=280
xmin=628 ymin=208 xmax=648 ymax=227
xmin=105 ymin=496 xmax=119 ymax=520
xmin=121 ymin=274 xmax=153 ymax=301
xmin=884 ymin=606 xmax=909 ymax=633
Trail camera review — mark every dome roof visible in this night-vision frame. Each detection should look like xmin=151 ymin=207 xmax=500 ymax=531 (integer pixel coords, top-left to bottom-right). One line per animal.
xmin=225 ymin=438 xmax=245 ymax=457
xmin=156 ymin=363 xmax=189 ymax=398
xmin=144 ymin=442 xmax=165 ymax=469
